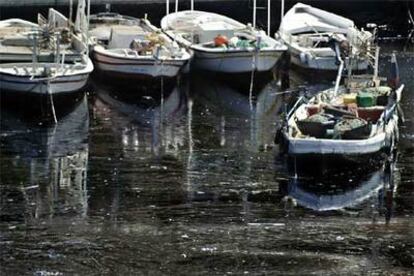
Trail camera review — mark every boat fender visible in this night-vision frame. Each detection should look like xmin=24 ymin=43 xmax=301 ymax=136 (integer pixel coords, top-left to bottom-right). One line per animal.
xmin=214 ymin=35 xmax=229 ymax=47
xmin=299 ymin=52 xmax=307 ymax=64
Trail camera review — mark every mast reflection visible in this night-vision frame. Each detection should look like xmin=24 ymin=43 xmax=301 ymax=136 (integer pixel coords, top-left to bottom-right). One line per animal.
xmin=0 ymin=98 xmax=89 ymax=222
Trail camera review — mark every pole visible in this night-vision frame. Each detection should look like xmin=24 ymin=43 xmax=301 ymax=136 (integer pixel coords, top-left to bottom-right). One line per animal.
xmin=281 ymin=0 xmax=285 ymax=22
xmin=267 ymin=0 xmax=271 ymax=36
xmin=191 ymin=0 xmax=194 ymax=11
xmin=166 ymin=0 xmax=169 ymax=15
xmin=86 ymin=0 xmax=90 ymax=55
xmin=374 ymin=47 xmax=380 ymax=79
xmin=175 ymin=0 xmax=178 ymax=13
xmin=253 ymin=0 xmax=256 ymax=28
xmin=69 ymin=0 xmax=73 ymax=27
xmin=32 ymin=33 xmax=37 ymax=74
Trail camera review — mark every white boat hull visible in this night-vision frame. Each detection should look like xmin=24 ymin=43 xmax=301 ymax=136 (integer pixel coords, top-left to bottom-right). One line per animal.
xmin=161 ymin=10 xmax=287 ymax=74
xmin=284 ymin=114 xmax=398 ymax=155
xmin=0 ymin=72 xmax=89 ymax=95
xmin=192 ymin=49 xmax=283 ymax=73
xmin=93 ymin=50 xmax=187 ymax=78
xmin=289 ymin=46 xmax=369 ymax=71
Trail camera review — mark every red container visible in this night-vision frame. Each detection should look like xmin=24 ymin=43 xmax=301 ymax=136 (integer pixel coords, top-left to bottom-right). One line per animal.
xmin=306 ymin=105 xmax=320 ymax=116
xmin=214 ymin=35 xmax=229 ymax=47
xmin=357 ymin=107 xmax=385 ymax=122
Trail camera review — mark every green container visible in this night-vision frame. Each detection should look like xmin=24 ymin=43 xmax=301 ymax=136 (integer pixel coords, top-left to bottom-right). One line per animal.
xmin=357 ymin=92 xmax=376 ymax=107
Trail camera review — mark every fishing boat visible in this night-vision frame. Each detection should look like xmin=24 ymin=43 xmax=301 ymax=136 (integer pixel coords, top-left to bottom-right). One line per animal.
xmin=161 ymin=10 xmax=287 ymax=74
xmin=278 ymin=3 xmax=373 ymax=72
xmin=89 ymin=12 xmax=191 ymax=79
xmin=0 ymin=2 xmax=93 ymax=122
xmin=276 ymin=49 xmax=404 ymax=164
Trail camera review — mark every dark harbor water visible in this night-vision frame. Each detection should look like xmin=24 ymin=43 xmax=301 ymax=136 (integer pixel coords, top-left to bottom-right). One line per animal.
xmin=1 ymin=47 xmax=413 ymax=275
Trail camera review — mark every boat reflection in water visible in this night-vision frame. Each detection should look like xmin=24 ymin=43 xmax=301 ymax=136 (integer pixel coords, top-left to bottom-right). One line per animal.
xmin=286 ymin=158 xmax=399 ymax=223
xmin=89 ymin=79 xmax=191 ymax=213
xmin=0 ymin=98 xmax=89 ymax=222
xmin=183 ymin=74 xmax=289 ymax=203
xmin=92 ymin=78 xmax=189 ymax=156
xmin=191 ymin=73 xmax=287 ymax=150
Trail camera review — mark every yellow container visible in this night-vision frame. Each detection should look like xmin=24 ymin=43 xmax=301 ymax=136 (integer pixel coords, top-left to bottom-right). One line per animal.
xmin=343 ymin=93 xmax=357 ymax=104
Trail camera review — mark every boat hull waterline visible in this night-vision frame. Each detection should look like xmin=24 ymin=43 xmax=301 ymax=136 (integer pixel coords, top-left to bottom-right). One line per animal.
xmin=191 ymin=49 xmax=283 ymax=73
xmin=93 ymin=48 xmax=189 ymax=78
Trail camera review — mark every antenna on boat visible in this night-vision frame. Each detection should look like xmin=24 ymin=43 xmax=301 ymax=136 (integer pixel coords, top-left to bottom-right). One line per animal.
xmin=191 ymin=0 xmax=194 ymax=11
xmin=281 ymin=0 xmax=285 ymax=21
xmin=175 ymin=0 xmax=179 ymax=13
xmin=166 ymin=0 xmax=170 ymax=15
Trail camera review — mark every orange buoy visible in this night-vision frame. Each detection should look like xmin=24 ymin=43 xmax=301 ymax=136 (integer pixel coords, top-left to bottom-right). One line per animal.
xmin=214 ymin=35 xmax=229 ymax=47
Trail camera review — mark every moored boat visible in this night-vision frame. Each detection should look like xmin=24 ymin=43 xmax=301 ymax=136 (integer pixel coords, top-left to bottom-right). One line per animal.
xmin=161 ymin=10 xmax=287 ymax=74
xmin=276 ymin=51 xmax=404 ymax=165
xmin=89 ymin=12 xmax=191 ymax=79
xmin=278 ymin=3 xmax=373 ymax=72
xmin=0 ymin=1 xmax=93 ymax=122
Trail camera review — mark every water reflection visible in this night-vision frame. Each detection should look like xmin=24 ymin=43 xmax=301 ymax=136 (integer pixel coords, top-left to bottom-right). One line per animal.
xmin=88 ymin=80 xmax=191 ymax=219
xmin=287 ymin=159 xmax=399 ymax=221
xmin=191 ymin=74 xmax=286 ymax=150
xmin=0 ymin=53 xmax=412 ymax=275
xmin=92 ymin=79 xmax=189 ymax=156
xmin=0 ymin=98 xmax=89 ymax=222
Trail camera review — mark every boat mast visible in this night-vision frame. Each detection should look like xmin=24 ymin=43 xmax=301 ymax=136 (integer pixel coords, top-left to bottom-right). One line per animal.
xmin=191 ymin=0 xmax=194 ymax=11
xmin=175 ymin=0 xmax=178 ymax=13
xmin=253 ymin=0 xmax=256 ymax=28
xmin=281 ymin=0 xmax=285 ymax=21
xmin=166 ymin=0 xmax=169 ymax=15
xmin=32 ymin=33 xmax=38 ymax=74
xmin=252 ymin=0 xmax=271 ymax=35
xmin=373 ymin=47 xmax=380 ymax=80
xmin=87 ymin=0 xmax=90 ymax=56
xmin=267 ymin=0 xmax=271 ymax=35
xmin=69 ymin=0 xmax=73 ymax=28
